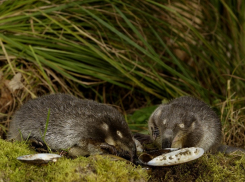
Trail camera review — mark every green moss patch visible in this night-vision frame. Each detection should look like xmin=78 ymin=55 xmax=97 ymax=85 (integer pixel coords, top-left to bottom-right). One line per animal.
xmin=0 ymin=139 xmax=148 ymax=181
xmin=2 ymin=139 xmax=245 ymax=181
xmin=149 ymin=152 xmax=245 ymax=182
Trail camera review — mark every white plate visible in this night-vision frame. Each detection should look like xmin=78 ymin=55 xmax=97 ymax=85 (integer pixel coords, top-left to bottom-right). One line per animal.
xmin=17 ymin=153 xmax=61 ymax=164
xmin=147 ymin=147 xmax=204 ymax=166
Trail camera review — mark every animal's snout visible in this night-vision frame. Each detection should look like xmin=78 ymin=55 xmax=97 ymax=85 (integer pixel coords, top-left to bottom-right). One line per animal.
xmin=162 ymin=139 xmax=172 ymax=148
xmin=162 ymin=129 xmax=173 ymax=148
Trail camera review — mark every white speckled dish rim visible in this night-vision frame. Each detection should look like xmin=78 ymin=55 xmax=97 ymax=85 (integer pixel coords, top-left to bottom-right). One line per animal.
xmin=17 ymin=153 xmax=61 ymax=164
xmin=147 ymin=147 xmax=204 ymax=166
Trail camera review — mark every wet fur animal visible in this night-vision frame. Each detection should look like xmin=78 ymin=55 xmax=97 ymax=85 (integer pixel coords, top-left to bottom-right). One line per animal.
xmin=148 ymin=96 xmax=222 ymax=152
xmin=8 ymin=94 xmax=136 ymax=161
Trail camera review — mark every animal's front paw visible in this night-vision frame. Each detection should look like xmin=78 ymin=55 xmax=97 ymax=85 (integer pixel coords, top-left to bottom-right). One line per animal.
xmin=133 ymin=133 xmax=153 ymax=144
xmin=100 ymin=143 xmax=117 ymax=155
xmin=28 ymin=137 xmax=49 ymax=153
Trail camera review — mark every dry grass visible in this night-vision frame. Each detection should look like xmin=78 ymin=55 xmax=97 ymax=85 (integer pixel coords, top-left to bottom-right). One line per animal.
xmin=0 ymin=59 xmax=152 ymax=138
xmin=0 ymin=59 xmax=84 ymax=138
xmin=218 ymin=80 xmax=245 ymax=147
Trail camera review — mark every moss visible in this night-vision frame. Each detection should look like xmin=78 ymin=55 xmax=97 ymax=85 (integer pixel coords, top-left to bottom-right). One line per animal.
xmin=2 ymin=139 xmax=245 ymax=181
xmin=149 ymin=152 xmax=245 ymax=182
xmin=0 ymin=139 xmax=148 ymax=181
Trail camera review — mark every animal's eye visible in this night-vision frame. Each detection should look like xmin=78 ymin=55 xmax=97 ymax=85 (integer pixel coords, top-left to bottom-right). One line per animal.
xmin=117 ymin=131 xmax=123 ymax=138
xmin=179 ymin=123 xmax=185 ymax=128
xmin=151 ymin=126 xmax=160 ymax=140
xmin=101 ymin=122 xmax=109 ymax=130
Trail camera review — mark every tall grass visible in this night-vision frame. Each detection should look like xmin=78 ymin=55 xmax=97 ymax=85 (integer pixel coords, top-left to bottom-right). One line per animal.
xmin=1 ymin=0 xmax=244 ymax=104
xmin=0 ymin=0 xmax=245 ymax=140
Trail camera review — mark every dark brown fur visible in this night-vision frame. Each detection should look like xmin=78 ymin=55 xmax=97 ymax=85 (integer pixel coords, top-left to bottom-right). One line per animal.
xmin=148 ymin=96 xmax=222 ymax=152
xmin=8 ymin=94 xmax=136 ymax=161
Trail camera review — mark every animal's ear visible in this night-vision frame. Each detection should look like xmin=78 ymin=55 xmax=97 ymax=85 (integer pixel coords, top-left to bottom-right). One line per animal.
xmin=151 ymin=104 xmax=167 ymax=119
